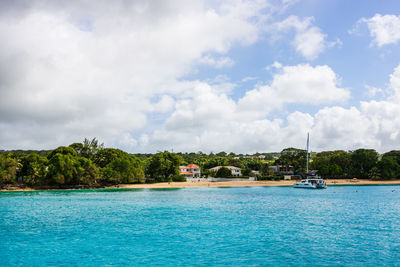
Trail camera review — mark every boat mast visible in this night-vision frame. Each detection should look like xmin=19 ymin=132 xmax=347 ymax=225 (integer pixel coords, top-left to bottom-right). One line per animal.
xmin=306 ymin=132 xmax=309 ymax=175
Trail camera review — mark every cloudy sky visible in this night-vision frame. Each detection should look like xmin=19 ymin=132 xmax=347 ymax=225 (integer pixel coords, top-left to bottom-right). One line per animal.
xmin=1 ymin=0 xmax=400 ymax=153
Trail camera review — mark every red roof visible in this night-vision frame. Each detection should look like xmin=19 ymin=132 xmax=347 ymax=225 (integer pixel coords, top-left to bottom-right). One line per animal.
xmin=187 ymin=164 xmax=199 ymax=168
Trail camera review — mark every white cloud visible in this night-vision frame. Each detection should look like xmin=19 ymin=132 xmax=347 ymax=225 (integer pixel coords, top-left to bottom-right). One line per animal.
xmin=241 ymin=76 xmax=257 ymax=82
xmin=238 ymin=64 xmax=349 ymax=118
xmin=141 ymin=63 xmax=400 ymax=154
xmin=0 ymin=0 xmax=269 ymax=150
xmin=271 ymin=16 xmax=337 ymax=60
xmin=353 ymin=14 xmax=400 ymax=47
xmin=265 ymin=61 xmax=282 ymax=70
xmin=2 ymin=1 xmax=400 ymax=154
xmin=198 ymin=55 xmax=235 ymax=68
xmin=365 ymin=85 xmax=384 ymax=98
xmin=141 ymin=63 xmax=349 ymax=153
xmin=309 ymin=65 xmax=400 ymax=152
xmin=389 ymin=64 xmax=400 ymax=100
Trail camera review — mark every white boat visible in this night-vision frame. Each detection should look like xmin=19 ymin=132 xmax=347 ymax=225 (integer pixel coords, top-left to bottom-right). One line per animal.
xmin=293 ymin=178 xmax=327 ymax=189
xmin=293 ymin=133 xmax=327 ymax=189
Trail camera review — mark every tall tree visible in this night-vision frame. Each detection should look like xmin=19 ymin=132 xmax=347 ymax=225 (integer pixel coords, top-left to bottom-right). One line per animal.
xmin=0 ymin=155 xmax=18 ymax=185
xmin=276 ymin=148 xmax=307 ymax=174
xmin=47 ymin=146 xmax=77 ymax=160
xmin=19 ymin=153 xmax=48 ymax=185
xmin=92 ymin=148 xmax=126 ymax=168
xmin=350 ymin=149 xmax=378 ymax=179
xmin=47 ymin=153 xmax=79 ymax=185
xmin=377 ymin=151 xmax=400 ymax=180
xmin=312 ymin=150 xmax=351 ymax=178
xmin=145 ymin=151 xmax=183 ymax=182
xmin=215 ymin=167 xmax=232 ymax=177
xmin=81 ymin=138 xmax=104 ymax=158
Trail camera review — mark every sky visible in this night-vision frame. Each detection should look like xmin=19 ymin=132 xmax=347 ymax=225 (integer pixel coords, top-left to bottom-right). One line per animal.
xmin=1 ymin=0 xmax=400 ymax=154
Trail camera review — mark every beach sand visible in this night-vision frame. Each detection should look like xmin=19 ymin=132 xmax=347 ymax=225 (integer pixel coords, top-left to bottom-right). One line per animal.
xmin=2 ymin=179 xmax=400 ymax=191
xmin=115 ymin=179 xmax=400 ymax=189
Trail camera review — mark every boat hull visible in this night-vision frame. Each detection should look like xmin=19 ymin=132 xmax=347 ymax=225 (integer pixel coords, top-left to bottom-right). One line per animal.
xmin=293 ymin=183 xmax=316 ymax=189
xmin=293 ymin=179 xmax=327 ymax=189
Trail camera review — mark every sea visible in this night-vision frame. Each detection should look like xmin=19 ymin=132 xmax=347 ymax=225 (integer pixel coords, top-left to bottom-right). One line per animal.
xmin=1 ymin=185 xmax=399 ymax=266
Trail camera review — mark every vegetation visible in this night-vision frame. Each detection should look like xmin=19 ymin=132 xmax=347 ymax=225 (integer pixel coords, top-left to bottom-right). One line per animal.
xmin=1 ymin=139 xmax=399 ymax=189
xmin=215 ymin=167 xmax=232 ymax=178
xmin=145 ymin=151 xmax=183 ymax=183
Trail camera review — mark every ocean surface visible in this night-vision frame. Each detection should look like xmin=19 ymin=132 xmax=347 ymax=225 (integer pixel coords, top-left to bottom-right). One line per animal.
xmin=1 ymin=185 xmax=399 ymax=266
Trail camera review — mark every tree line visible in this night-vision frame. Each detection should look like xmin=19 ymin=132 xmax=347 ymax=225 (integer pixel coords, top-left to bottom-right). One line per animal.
xmin=0 ymin=138 xmax=185 ymax=188
xmin=1 ymin=139 xmax=400 ymax=188
xmin=276 ymin=148 xmax=400 ymax=180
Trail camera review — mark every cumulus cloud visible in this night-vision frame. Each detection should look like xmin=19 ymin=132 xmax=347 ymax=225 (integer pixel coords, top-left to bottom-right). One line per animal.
xmin=309 ymin=65 xmax=400 ymax=152
xmin=238 ymin=63 xmax=349 ymax=118
xmin=142 ymin=63 xmax=400 ymax=154
xmin=352 ymin=13 xmax=400 ymax=47
xmin=141 ymin=63 xmax=349 ymax=153
xmin=198 ymin=55 xmax=235 ymax=68
xmin=0 ymin=0 xmax=269 ymax=150
xmin=271 ymin=16 xmax=337 ymax=60
xmin=2 ymin=1 xmax=400 ymax=154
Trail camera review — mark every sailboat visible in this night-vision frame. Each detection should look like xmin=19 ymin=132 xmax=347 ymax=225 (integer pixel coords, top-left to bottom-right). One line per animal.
xmin=293 ymin=133 xmax=327 ymax=189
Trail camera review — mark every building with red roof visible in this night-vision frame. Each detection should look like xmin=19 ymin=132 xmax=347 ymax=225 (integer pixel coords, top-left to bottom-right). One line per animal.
xmin=179 ymin=164 xmax=201 ymax=179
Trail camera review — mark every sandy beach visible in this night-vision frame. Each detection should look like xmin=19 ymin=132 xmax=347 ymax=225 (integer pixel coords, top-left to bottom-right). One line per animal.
xmin=2 ymin=179 xmax=400 ymax=192
xmin=114 ymin=179 xmax=400 ymax=189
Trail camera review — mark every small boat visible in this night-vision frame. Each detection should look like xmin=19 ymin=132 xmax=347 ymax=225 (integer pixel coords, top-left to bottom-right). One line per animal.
xmin=293 ymin=177 xmax=327 ymax=189
xmin=293 ymin=133 xmax=327 ymax=189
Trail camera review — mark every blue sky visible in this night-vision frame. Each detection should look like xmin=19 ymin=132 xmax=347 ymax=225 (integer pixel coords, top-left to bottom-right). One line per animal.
xmin=1 ymin=0 xmax=400 ymax=153
xmin=188 ymin=0 xmax=400 ymax=103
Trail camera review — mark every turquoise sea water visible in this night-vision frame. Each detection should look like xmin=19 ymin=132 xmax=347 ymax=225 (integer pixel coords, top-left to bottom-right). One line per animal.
xmin=1 ymin=186 xmax=400 ymax=266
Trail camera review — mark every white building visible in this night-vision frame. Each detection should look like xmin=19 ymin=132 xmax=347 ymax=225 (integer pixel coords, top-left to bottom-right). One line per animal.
xmin=209 ymin=166 xmax=242 ymax=176
xmin=179 ymin=164 xmax=201 ymax=178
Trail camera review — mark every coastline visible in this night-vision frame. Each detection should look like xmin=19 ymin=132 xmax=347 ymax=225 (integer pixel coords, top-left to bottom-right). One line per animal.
xmin=2 ymin=179 xmax=400 ymax=192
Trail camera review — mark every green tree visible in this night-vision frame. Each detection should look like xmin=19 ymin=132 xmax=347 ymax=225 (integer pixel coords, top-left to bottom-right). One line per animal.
xmin=145 ymin=151 xmax=183 ymax=182
xmin=81 ymin=138 xmax=104 ymax=158
xmin=19 ymin=153 xmax=48 ymax=185
xmin=245 ymin=160 xmax=263 ymax=171
xmin=47 ymin=146 xmax=77 ymax=160
xmin=377 ymin=156 xmax=400 ymax=180
xmin=276 ymin=148 xmax=306 ymax=174
xmin=381 ymin=150 xmax=400 ymax=164
xmin=92 ymin=148 xmax=126 ymax=168
xmin=0 ymin=155 xmax=18 ymax=185
xmin=350 ymin=149 xmax=378 ymax=179
xmin=312 ymin=150 xmax=351 ymax=178
xmin=47 ymin=153 xmax=79 ymax=185
xmin=76 ymin=157 xmax=99 ymax=185
xmin=203 ymin=157 xmax=229 ymax=169
xmin=101 ymin=155 xmax=145 ymax=184
xmin=215 ymin=167 xmax=231 ymax=177
xmin=368 ymin=166 xmax=381 ymax=180
xmin=216 ymin=151 xmax=227 ymax=157
xmin=259 ymin=163 xmax=271 ymax=176
xmin=242 ymin=168 xmax=252 ymax=176
xmin=69 ymin=142 xmax=84 ymax=156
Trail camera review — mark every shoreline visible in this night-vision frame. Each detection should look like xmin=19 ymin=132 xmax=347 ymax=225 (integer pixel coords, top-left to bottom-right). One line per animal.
xmin=1 ymin=179 xmax=400 ymax=192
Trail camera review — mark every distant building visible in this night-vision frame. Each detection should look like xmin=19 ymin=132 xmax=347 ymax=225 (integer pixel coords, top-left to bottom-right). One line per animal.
xmin=270 ymin=165 xmax=294 ymax=175
xmin=179 ymin=164 xmax=201 ymax=179
xmin=209 ymin=166 xmax=242 ymax=176
xmin=284 ymin=175 xmax=301 ymax=180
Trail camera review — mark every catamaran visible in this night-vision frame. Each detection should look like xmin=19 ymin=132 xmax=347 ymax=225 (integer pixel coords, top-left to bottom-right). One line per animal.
xmin=293 ymin=133 xmax=327 ymax=189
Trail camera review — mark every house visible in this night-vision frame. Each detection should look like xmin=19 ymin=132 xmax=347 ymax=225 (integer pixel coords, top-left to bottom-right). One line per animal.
xmin=284 ymin=175 xmax=301 ymax=180
xmin=179 ymin=164 xmax=201 ymax=178
xmin=269 ymin=165 xmax=294 ymax=175
xmin=209 ymin=166 xmax=242 ymax=176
